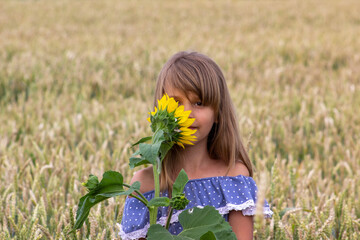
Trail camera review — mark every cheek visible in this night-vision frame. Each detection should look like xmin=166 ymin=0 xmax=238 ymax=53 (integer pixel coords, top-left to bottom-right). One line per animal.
xmin=207 ymin=111 xmax=216 ymax=125
xmin=203 ymin=114 xmax=216 ymax=127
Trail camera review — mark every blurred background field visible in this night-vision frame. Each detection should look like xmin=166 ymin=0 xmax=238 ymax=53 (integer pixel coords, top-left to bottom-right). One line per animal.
xmin=1 ymin=0 xmax=359 ymax=239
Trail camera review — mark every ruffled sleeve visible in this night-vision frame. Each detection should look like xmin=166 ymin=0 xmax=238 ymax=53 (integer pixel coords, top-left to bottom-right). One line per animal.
xmin=119 ymin=175 xmax=272 ymax=239
xmin=180 ymin=175 xmax=273 ymax=218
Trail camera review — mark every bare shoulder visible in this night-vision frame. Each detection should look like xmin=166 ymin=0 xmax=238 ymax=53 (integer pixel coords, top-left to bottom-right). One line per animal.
xmin=227 ymin=161 xmax=250 ymax=177
xmin=130 ymin=166 xmax=154 ymax=193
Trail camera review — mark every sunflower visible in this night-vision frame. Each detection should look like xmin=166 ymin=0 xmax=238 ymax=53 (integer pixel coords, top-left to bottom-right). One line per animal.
xmin=148 ymin=94 xmax=197 ymax=148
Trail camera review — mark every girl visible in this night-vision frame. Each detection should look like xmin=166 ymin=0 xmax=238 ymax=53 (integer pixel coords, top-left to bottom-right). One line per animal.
xmin=119 ymin=51 xmax=272 ymax=240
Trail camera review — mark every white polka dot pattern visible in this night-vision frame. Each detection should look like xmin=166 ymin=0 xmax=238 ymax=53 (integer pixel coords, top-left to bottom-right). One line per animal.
xmin=119 ymin=175 xmax=272 ymax=240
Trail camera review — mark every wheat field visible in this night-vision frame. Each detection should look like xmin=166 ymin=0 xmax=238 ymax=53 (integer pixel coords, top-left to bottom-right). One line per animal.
xmin=1 ymin=0 xmax=359 ymax=239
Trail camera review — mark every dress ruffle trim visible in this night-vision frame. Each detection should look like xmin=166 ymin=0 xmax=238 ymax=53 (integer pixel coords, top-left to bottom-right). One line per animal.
xmin=118 ymin=222 xmax=149 ymax=240
xmin=118 ymin=201 xmax=272 ymax=240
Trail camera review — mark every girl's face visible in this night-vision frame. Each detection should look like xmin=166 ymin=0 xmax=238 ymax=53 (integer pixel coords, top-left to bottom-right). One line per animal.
xmin=165 ymin=86 xmax=216 ymax=146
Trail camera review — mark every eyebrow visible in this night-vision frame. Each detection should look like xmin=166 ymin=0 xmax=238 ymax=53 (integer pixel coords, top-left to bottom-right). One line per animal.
xmin=166 ymin=94 xmax=179 ymax=99
xmin=169 ymin=95 xmax=201 ymax=104
xmin=165 ymin=89 xmax=199 ymax=101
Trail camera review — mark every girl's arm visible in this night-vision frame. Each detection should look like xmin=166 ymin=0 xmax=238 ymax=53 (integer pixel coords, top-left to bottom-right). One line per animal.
xmin=126 ymin=168 xmax=153 ymax=240
xmin=228 ymin=210 xmax=253 ymax=240
xmin=227 ymin=161 xmax=253 ymax=239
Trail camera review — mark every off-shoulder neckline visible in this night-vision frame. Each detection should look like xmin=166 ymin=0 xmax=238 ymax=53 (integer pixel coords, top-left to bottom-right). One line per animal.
xmin=139 ymin=174 xmax=252 ymax=196
xmin=187 ymin=174 xmax=251 ymax=182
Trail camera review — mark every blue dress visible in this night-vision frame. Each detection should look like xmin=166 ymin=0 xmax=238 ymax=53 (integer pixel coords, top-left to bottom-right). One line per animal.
xmin=119 ymin=174 xmax=272 ymax=240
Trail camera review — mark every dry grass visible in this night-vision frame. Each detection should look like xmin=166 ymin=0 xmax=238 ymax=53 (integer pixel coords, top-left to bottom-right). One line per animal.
xmin=1 ymin=0 xmax=359 ymax=239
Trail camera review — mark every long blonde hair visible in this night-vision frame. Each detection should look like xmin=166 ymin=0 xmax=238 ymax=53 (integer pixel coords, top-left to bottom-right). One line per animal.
xmin=153 ymin=51 xmax=253 ymax=191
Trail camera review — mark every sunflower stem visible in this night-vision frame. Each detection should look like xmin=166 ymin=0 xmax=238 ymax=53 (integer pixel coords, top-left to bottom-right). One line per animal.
xmin=123 ymin=183 xmax=149 ymax=204
xmin=165 ymin=207 xmax=174 ymax=230
xmin=153 ymin=164 xmax=160 ymax=199
xmin=129 ymin=194 xmax=148 ymax=206
xmin=146 ymin=95 xmax=196 ymax=226
xmin=149 ymin=163 xmax=161 ymax=225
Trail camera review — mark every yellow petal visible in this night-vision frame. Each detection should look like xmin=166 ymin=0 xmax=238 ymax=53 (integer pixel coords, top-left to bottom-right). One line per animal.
xmin=181 ymin=135 xmax=197 ymax=141
xmin=176 ymin=142 xmax=185 ymax=148
xmin=179 ymin=139 xmax=195 ymax=145
xmin=177 ymin=111 xmax=191 ymax=121
xmin=180 ymin=127 xmax=197 ymax=135
xmin=180 ymin=118 xmax=195 ymax=127
xmin=158 ymin=94 xmax=169 ymax=110
xmin=177 ymin=116 xmax=190 ymax=125
xmin=174 ymin=105 xmax=185 ymax=117
xmin=167 ymin=98 xmax=178 ymax=113
xmin=153 ymin=106 xmax=158 ymax=114
xmin=149 ymin=107 xmax=158 ymax=116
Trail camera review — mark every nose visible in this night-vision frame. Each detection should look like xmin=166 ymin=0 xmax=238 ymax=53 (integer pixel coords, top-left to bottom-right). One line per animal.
xmin=183 ymin=103 xmax=194 ymax=118
xmin=189 ymin=110 xmax=195 ymax=119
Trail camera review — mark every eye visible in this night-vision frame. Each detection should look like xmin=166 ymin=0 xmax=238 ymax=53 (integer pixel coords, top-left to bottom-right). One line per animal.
xmin=194 ymin=101 xmax=202 ymax=106
xmin=173 ymin=98 xmax=181 ymax=105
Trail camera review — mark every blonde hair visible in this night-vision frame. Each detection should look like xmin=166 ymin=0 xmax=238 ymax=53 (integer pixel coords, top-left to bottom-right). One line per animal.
xmin=154 ymin=51 xmax=253 ymax=191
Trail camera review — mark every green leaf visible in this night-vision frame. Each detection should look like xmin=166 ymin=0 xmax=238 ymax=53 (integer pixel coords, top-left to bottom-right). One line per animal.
xmin=97 ymin=171 xmax=123 ymax=189
xmin=74 ymin=171 xmax=140 ymax=230
xmin=132 ymin=136 xmax=152 ymax=147
xmin=97 ymin=180 xmax=141 ymax=198
xmin=147 ymin=224 xmax=192 ymax=240
xmin=147 ymin=197 xmax=170 ymax=207
xmin=200 ymin=231 xmax=218 ymax=240
xmin=159 ymin=141 xmax=173 ymax=161
xmin=172 ymin=169 xmax=189 ymax=197
xmin=178 ymin=206 xmax=237 ymax=239
xmin=139 ymin=142 xmax=161 ymax=164
xmin=147 ymin=207 xmax=235 ymax=239
xmin=153 ymin=129 xmax=165 ymax=144
xmin=129 ymin=156 xmax=150 ymax=169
